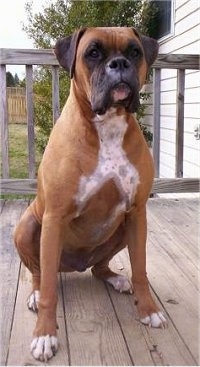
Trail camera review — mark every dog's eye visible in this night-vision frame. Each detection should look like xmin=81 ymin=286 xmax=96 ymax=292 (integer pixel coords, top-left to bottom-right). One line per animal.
xmin=126 ymin=44 xmax=142 ymax=60
xmin=88 ymin=48 xmax=101 ymax=59
xmin=132 ymin=48 xmax=141 ymax=58
xmin=130 ymin=47 xmax=141 ymax=59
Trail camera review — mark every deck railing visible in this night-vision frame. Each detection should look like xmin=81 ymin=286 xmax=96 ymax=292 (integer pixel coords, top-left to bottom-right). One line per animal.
xmin=0 ymin=48 xmax=199 ymax=194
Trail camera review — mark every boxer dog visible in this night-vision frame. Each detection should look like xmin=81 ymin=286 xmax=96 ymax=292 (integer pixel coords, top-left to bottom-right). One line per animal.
xmin=14 ymin=27 xmax=167 ymax=362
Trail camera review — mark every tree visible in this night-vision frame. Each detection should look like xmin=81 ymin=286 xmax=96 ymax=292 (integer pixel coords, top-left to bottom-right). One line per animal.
xmin=24 ymin=0 xmax=157 ymax=48
xmin=14 ymin=73 xmax=20 ymax=86
xmin=6 ymin=71 xmax=16 ymax=87
xmin=24 ymin=0 xmax=157 ymax=151
xmin=6 ymin=71 xmax=21 ymax=87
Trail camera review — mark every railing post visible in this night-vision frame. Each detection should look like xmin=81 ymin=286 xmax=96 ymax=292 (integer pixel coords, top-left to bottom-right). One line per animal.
xmin=26 ymin=65 xmax=35 ymax=179
xmin=52 ymin=65 xmax=60 ymax=124
xmin=0 ymin=64 xmax=9 ymax=178
xmin=153 ymin=68 xmax=161 ymax=178
xmin=175 ymin=69 xmax=185 ymax=178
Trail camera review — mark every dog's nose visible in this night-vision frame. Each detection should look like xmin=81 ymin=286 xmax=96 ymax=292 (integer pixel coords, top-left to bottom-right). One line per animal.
xmin=106 ymin=57 xmax=131 ymax=72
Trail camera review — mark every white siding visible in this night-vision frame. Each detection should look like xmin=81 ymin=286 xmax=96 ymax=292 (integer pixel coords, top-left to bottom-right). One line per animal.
xmin=143 ymin=0 xmax=200 ymax=178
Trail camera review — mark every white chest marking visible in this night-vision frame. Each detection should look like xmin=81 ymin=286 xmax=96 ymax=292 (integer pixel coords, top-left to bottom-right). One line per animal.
xmin=75 ymin=110 xmax=140 ymax=213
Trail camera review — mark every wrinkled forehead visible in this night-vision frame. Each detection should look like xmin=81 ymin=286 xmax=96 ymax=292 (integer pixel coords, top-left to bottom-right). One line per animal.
xmin=77 ymin=27 xmax=142 ymax=53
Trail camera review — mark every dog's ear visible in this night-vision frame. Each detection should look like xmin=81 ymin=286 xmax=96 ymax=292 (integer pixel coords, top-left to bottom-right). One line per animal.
xmin=54 ymin=28 xmax=87 ymax=78
xmin=132 ymin=28 xmax=159 ymax=67
xmin=140 ymin=35 xmax=159 ymax=66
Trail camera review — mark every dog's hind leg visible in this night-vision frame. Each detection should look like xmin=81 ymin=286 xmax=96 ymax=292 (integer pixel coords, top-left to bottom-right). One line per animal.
xmin=91 ymin=229 xmax=132 ymax=294
xmin=92 ymin=260 xmax=132 ymax=293
xmin=14 ymin=206 xmax=41 ymax=311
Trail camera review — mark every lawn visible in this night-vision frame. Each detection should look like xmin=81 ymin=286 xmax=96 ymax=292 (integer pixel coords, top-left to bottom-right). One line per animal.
xmin=1 ymin=123 xmax=42 ymax=198
xmin=3 ymin=123 xmax=42 ymax=179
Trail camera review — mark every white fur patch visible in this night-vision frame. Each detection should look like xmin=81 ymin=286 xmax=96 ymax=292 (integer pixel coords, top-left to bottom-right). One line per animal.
xmin=31 ymin=335 xmax=58 ymax=362
xmin=27 ymin=290 xmax=40 ymax=312
xmin=106 ymin=274 xmax=132 ymax=293
xmin=75 ymin=109 xmax=140 ymax=217
xmin=140 ymin=312 xmax=167 ymax=328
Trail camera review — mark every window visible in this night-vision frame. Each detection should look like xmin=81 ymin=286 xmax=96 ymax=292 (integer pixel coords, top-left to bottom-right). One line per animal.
xmin=152 ymin=0 xmax=174 ymax=40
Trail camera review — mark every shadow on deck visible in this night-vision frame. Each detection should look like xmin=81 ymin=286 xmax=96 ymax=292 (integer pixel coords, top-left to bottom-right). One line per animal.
xmin=0 ymin=198 xmax=199 ymax=366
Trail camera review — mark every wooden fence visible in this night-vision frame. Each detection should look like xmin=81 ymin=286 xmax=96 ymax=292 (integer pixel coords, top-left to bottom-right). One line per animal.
xmin=0 ymin=48 xmax=199 ymax=194
xmin=7 ymin=87 xmax=26 ymax=123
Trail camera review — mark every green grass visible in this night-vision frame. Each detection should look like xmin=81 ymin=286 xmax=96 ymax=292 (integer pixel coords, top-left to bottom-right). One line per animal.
xmin=4 ymin=123 xmax=42 ymax=179
xmin=9 ymin=123 xmax=30 ymax=178
xmin=1 ymin=123 xmax=42 ymax=198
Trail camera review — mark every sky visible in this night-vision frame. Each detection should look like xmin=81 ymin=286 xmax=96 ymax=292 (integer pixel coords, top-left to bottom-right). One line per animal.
xmin=0 ymin=0 xmax=50 ymax=77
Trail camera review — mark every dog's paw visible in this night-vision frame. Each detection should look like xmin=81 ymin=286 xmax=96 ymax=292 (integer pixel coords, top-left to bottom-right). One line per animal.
xmin=27 ymin=290 xmax=40 ymax=312
xmin=140 ymin=311 xmax=167 ymax=329
xmin=106 ymin=274 xmax=133 ymax=293
xmin=31 ymin=335 xmax=58 ymax=361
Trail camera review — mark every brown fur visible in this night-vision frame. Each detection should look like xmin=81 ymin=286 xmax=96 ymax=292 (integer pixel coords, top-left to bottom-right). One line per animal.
xmin=14 ymin=27 xmax=163 ymax=359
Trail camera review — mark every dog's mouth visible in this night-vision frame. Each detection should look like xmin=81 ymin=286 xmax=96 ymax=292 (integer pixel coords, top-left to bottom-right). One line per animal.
xmin=111 ymin=82 xmax=132 ymax=104
xmin=91 ymin=80 xmax=140 ymax=116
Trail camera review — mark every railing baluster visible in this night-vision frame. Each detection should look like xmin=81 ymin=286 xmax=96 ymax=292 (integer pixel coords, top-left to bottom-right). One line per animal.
xmin=153 ymin=68 xmax=161 ymax=178
xmin=52 ymin=65 xmax=60 ymax=124
xmin=0 ymin=64 xmax=9 ymax=178
xmin=26 ymin=65 xmax=35 ymax=179
xmin=175 ymin=69 xmax=185 ymax=178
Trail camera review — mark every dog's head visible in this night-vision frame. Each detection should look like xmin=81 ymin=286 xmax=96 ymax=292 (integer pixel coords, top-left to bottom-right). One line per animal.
xmin=54 ymin=27 xmax=158 ymax=115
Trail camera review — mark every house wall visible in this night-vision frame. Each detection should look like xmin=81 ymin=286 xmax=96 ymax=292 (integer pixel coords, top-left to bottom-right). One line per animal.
xmin=143 ymin=0 xmax=200 ymax=178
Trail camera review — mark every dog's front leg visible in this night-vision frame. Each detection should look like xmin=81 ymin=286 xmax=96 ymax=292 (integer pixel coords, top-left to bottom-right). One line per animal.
xmin=31 ymin=215 xmax=62 ymax=362
xmin=126 ymin=205 xmax=167 ymax=328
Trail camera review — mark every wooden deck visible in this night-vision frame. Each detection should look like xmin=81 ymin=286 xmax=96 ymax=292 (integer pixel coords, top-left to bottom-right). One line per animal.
xmin=0 ymin=198 xmax=199 ymax=366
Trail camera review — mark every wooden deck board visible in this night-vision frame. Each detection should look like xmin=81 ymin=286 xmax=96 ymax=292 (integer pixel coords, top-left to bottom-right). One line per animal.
xmin=148 ymin=198 xmax=199 ymax=258
xmin=0 ymin=200 xmax=30 ymax=365
xmin=0 ymin=199 xmax=5 ymax=213
xmin=62 ymin=271 xmax=133 ymax=366
xmin=145 ymin=199 xmax=199 ymax=364
xmin=7 ymin=266 xmax=70 ymax=366
xmin=109 ymin=251 xmax=197 ymax=366
xmin=0 ymin=198 xmax=199 ymax=366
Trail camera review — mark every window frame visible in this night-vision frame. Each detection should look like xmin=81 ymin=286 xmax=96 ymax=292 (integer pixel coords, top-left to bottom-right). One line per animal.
xmin=154 ymin=0 xmax=175 ymax=43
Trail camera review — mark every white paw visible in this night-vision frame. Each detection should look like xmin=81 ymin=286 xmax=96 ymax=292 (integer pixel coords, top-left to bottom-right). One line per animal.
xmin=140 ymin=312 xmax=167 ymax=328
xmin=31 ymin=335 xmax=58 ymax=361
xmin=106 ymin=275 xmax=132 ymax=293
xmin=27 ymin=290 xmax=40 ymax=312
